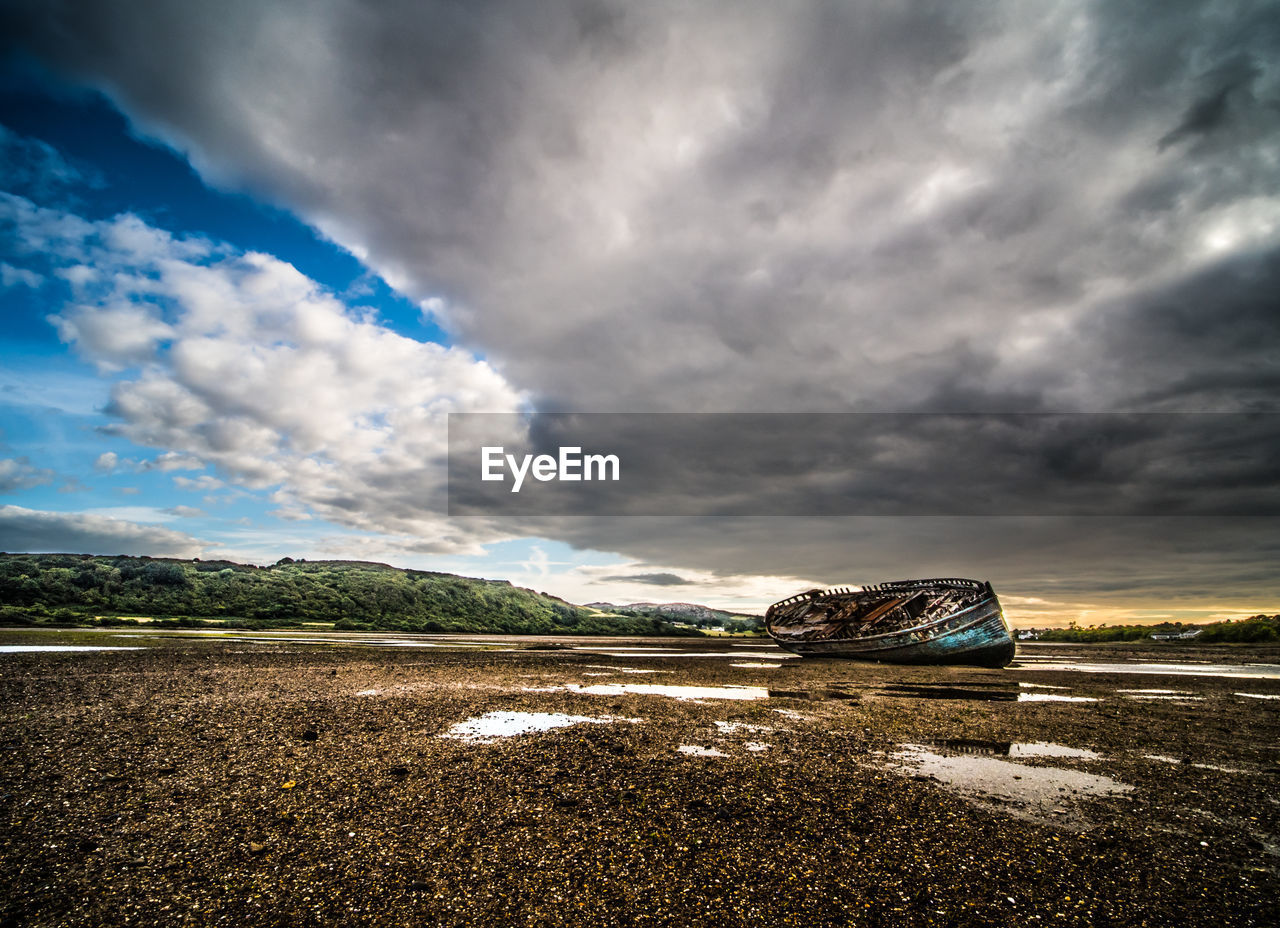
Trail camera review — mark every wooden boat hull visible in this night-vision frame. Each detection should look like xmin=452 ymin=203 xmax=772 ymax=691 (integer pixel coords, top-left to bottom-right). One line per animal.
xmin=765 ymin=579 xmax=1015 ymax=668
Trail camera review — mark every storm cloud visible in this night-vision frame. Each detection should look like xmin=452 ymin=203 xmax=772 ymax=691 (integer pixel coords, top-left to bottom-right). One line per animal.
xmin=6 ymin=0 xmax=1278 ymax=413
xmin=4 ymin=1 xmax=1278 ymax=611
xmin=0 ymin=505 xmax=205 ymax=558
xmin=600 ymin=573 xmax=693 ymax=587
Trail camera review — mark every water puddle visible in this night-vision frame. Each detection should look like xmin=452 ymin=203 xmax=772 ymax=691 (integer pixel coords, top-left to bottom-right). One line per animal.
xmin=745 ymin=742 xmax=771 ymax=752
xmin=1018 ymin=682 xmax=1068 ymax=690
xmin=714 ymin=721 xmax=773 ymax=734
xmin=0 ymin=645 xmax=147 ymax=653
xmin=216 ymin=635 xmax=456 ymax=649
xmin=923 ymin=739 xmax=1100 ymax=760
xmin=572 ymin=647 xmax=679 ymax=653
xmin=1236 ymin=692 xmax=1280 ymax=700
xmin=592 ymin=651 xmax=795 ymax=660
xmin=879 ymin=682 xmax=1018 ymax=702
xmin=583 ymin=665 xmax=667 ymax=675
xmin=731 ymin=662 xmax=781 ymax=668
xmin=769 ymin=687 xmax=861 ymax=701
xmin=678 ymin=745 xmax=729 ymax=758
xmin=1017 ymin=693 xmax=1099 ymax=703
xmin=889 ymin=742 xmax=1131 ymax=820
xmin=529 ymin=683 xmax=770 ymax=702
xmin=1142 ymin=754 xmax=1247 ymax=774
xmin=1117 ymin=688 xmax=1203 ymax=701
xmin=441 ymin=711 xmax=639 ymax=744
xmin=1015 ymin=659 xmax=1280 ymax=680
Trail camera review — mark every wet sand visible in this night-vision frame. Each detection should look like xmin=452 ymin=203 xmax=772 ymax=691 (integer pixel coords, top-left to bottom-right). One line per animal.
xmin=1 ymin=630 xmax=1278 ymax=927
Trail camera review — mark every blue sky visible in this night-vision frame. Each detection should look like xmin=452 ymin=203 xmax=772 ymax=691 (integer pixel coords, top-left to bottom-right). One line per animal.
xmin=0 ymin=61 xmax=785 ymax=614
xmin=0 ymin=64 xmax=631 ymax=601
xmin=2 ymin=2 xmax=1278 ymax=625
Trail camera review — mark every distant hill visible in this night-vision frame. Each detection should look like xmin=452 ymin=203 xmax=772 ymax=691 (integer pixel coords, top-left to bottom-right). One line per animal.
xmin=585 ymin=600 xmax=763 ymax=633
xmin=0 ymin=553 xmax=703 ymax=637
xmin=1029 ymin=616 xmax=1280 ymax=644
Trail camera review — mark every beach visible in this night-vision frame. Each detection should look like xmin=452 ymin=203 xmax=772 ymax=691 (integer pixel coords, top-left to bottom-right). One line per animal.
xmin=1 ymin=630 xmax=1278 ymax=927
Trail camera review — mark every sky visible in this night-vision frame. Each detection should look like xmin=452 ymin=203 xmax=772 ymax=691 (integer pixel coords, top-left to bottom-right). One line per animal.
xmin=0 ymin=0 xmax=1277 ymax=626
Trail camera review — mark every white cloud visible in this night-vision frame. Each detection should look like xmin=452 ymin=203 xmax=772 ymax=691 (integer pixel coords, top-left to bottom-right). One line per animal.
xmin=173 ymin=475 xmax=225 ymax=492
xmin=145 ymin=452 xmax=205 ymax=472
xmin=51 ymin=302 xmax=175 ymax=371
xmin=0 ymin=457 xmax=56 ymax=493
xmin=0 ymin=262 xmax=43 ymax=289
xmin=5 ymin=195 xmax=524 ymax=553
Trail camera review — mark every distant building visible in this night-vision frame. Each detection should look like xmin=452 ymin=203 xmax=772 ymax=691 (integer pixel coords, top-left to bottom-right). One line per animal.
xmin=1150 ymin=629 xmax=1202 ymax=641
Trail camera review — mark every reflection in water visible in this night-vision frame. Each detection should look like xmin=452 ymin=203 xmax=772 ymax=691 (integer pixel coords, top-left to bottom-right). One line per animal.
xmin=926 ymin=740 xmax=1101 ymax=759
xmin=590 ymin=652 xmax=795 ymax=660
xmin=678 ymin=745 xmax=729 ymax=757
xmin=529 ymin=683 xmax=770 ymax=702
xmin=441 ymin=711 xmax=640 ymax=744
xmin=890 ymin=742 xmax=1131 ymax=815
xmin=714 ymin=721 xmax=773 ymax=734
xmin=879 ymin=682 xmax=1017 ymax=701
xmin=1143 ymin=754 xmax=1246 ymax=774
xmin=0 ymin=645 xmax=146 ymax=653
xmin=1017 ymin=659 xmax=1280 ymax=680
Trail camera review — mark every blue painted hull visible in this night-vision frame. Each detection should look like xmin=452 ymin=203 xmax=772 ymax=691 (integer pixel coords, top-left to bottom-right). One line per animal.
xmin=765 ymin=579 xmax=1016 ymax=668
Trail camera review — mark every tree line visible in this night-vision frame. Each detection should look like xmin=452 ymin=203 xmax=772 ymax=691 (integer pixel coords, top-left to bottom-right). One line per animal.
xmin=1035 ymin=615 xmax=1280 ymax=643
xmin=0 ymin=553 xmax=704 ymax=637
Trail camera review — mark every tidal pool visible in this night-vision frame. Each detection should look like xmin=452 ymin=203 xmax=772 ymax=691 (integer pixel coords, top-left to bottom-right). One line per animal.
xmin=677 ymin=745 xmax=729 ymax=757
xmin=1142 ymin=754 xmax=1246 ymax=774
xmin=0 ymin=645 xmax=147 ymax=653
xmin=588 ymin=651 xmax=795 ymax=660
xmin=441 ymin=711 xmax=639 ymax=744
xmin=1016 ymin=658 xmax=1280 ymax=680
xmin=889 ymin=742 xmax=1131 ymax=819
xmin=529 ymin=683 xmax=771 ymax=702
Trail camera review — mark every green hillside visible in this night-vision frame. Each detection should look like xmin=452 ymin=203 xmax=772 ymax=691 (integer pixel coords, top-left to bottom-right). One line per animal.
xmin=0 ymin=553 xmax=704 ymax=637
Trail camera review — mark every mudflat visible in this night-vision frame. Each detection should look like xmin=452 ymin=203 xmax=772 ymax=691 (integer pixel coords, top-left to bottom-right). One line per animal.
xmin=1 ymin=630 xmax=1278 ymax=927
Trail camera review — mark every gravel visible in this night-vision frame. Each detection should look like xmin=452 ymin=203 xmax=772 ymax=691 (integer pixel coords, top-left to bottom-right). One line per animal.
xmin=1 ymin=632 xmax=1278 ymax=926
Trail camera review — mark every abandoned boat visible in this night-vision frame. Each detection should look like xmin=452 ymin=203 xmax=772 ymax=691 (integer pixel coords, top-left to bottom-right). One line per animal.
xmin=764 ymin=578 xmax=1015 ymax=668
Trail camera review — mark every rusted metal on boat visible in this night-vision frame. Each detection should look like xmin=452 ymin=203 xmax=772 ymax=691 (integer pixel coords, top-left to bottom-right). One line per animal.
xmin=764 ymin=578 xmax=1016 ymax=668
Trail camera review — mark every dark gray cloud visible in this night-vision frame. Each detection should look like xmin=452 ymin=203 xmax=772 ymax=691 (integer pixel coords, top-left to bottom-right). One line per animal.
xmin=599 ymin=572 xmax=691 ymax=587
xmin=0 ymin=505 xmax=205 ymax=557
xmin=512 ymin=514 xmax=1280 ymax=611
xmin=5 ymin=1 xmax=1279 ymax=605
xmin=450 ymin=413 xmax=1280 ymax=516
xmin=6 ymin=0 xmax=1276 ymax=414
